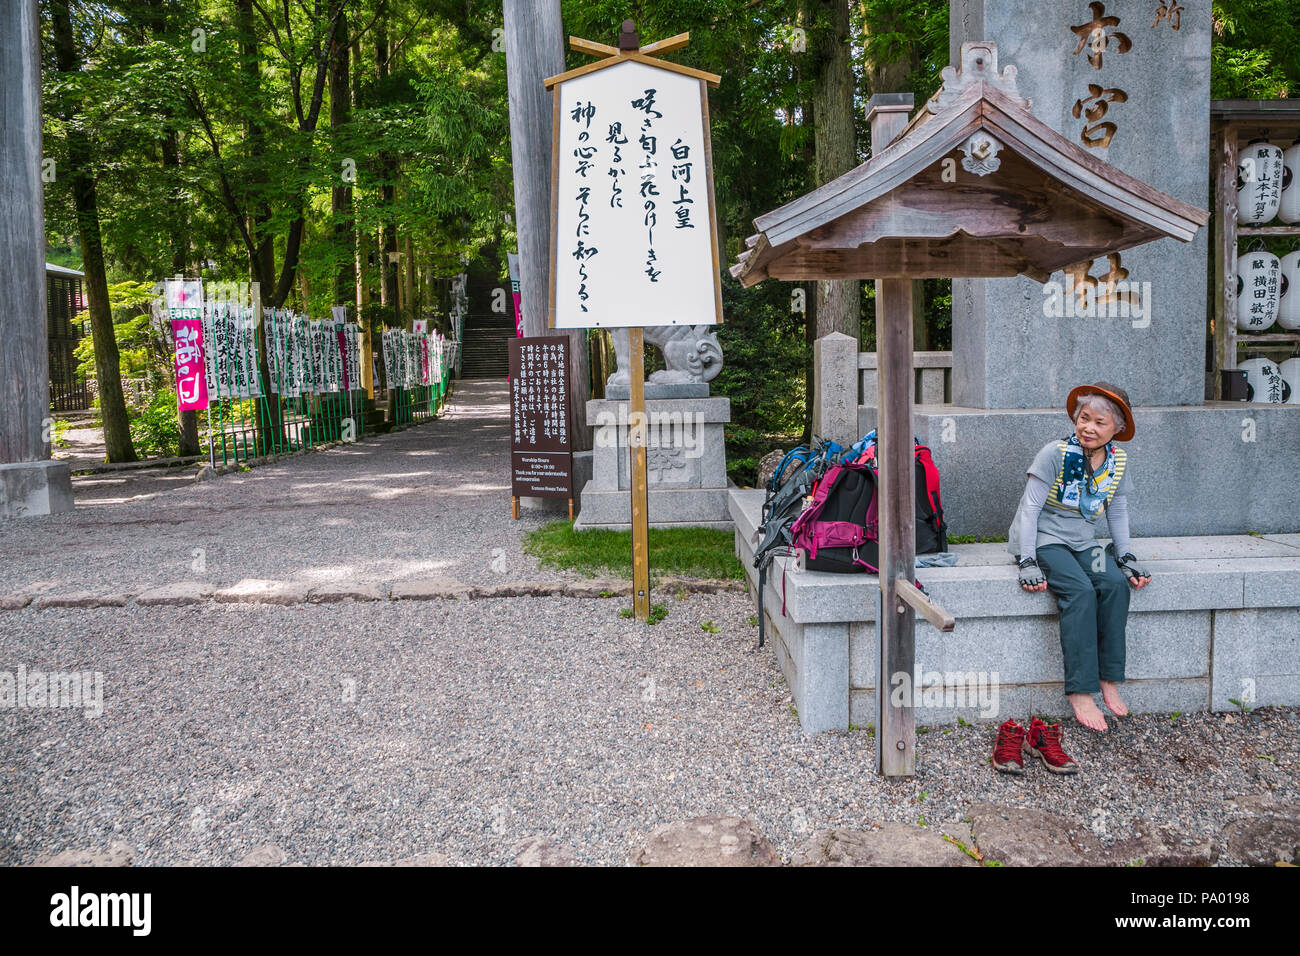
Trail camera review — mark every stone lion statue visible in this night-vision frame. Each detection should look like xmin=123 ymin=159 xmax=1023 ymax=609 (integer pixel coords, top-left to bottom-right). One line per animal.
xmin=606 ymin=325 xmax=724 ymax=388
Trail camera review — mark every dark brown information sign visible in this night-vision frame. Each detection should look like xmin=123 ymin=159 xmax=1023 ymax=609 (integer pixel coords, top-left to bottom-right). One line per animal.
xmin=509 ymin=336 xmax=573 ymax=499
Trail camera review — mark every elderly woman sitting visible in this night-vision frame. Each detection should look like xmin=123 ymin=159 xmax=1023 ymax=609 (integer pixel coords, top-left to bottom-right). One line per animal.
xmin=1009 ymin=382 xmax=1151 ymax=734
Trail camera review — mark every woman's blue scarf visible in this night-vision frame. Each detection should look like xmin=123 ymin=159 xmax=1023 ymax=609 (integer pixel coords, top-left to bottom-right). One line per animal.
xmin=1057 ymin=434 xmax=1117 ymax=519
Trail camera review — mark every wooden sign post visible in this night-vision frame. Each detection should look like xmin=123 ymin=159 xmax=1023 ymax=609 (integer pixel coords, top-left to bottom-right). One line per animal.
xmin=544 ymin=20 xmax=722 ymax=622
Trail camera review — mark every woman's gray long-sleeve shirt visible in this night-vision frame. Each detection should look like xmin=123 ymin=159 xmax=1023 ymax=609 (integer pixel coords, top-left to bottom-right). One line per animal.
xmin=1017 ymin=477 xmax=1131 ymax=562
xmin=1008 ymin=439 xmax=1134 ymax=562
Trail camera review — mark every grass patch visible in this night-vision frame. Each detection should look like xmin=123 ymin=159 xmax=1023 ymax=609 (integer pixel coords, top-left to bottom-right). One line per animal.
xmin=946 ymin=533 xmax=1009 ymax=544
xmin=523 ymin=520 xmax=744 ymax=580
xmin=619 ymin=603 xmax=669 ymax=625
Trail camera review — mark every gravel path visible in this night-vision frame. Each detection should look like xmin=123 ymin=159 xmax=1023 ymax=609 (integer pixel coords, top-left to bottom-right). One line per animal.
xmin=3 ymin=381 xmax=573 ymax=594
xmin=2 ymin=596 xmax=1295 ymax=866
xmin=3 ymin=380 xmax=1296 ymax=866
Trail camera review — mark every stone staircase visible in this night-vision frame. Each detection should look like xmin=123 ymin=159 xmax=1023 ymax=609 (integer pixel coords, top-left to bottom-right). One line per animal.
xmin=458 ymin=314 xmax=513 ymax=379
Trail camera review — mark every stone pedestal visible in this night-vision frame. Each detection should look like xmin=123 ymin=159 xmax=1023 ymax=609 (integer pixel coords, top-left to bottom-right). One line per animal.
xmin=0 ymin=460 xmax=74 ymax=518
xmin=574 ymin=395 xmax=732 ymax=530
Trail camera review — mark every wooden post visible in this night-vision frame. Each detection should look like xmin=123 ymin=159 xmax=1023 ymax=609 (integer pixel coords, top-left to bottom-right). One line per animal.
xmin=866 ymin=94 xmax=917 ymax=778
xmin=628 ymin=327 xmax=651 ymax=621
xmin=876 ymin=277 xmax=917 ymax=777
xmin=0 ymin=0 xmax=51 ymax=467
xmin=512 ymin=496 xmax=519 ymax=520
xmin=1213 ymin=124 xmax=1238 ymax=400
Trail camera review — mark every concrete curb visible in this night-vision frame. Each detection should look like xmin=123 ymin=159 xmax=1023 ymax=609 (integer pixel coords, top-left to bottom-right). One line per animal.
xmin=2 ymin=576 xmax=745 ymax=611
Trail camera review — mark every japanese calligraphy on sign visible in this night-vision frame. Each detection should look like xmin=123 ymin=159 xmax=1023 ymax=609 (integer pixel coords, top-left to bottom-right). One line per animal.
xmin=509 ymin=337 xmax=573 ymax=498
xmin=551 ymin=59 xmax=721 ymax=329
xmin=165 ymin=279 xmax=209 ymax=411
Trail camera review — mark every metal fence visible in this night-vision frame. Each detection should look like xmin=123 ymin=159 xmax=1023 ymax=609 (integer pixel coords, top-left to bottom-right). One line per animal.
xmin=172 ymin=286 xmax=453 ymax=467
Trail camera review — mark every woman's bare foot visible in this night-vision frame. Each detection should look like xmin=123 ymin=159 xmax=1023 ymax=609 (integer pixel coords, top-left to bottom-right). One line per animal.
xmin=1069 ymin=693 xmax=1108 ymax=732
xmin=1100 ymin=681 xmax=1128 ymax=717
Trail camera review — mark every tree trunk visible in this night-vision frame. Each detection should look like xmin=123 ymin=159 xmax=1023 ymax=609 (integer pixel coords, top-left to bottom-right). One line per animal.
xmin=162 ymin=127 xmax=201 ymax=456
xmin=404 ymin=236 xmax=417 ymax=324
xmin=375 ymin=7 xmax=401 ymax=322
xmin=234 ymin=0 xmax=283 ymax=452
xmin=811 ymin=0 xmax=860 ymax=343
xmin=52 ymin=0 xmax=137 ymax=463
xmin=331 ymin=7 xmax=355 ymax=308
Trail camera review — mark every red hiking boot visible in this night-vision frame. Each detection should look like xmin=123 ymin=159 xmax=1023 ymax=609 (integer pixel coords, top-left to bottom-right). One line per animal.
xmin=991 ymin=719 xmax=1027 ymax=774
xmin=1024 ymin=718 xmax=1080 ymax=774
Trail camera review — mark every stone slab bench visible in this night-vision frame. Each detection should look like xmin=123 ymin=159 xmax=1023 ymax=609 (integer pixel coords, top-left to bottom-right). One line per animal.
xmin=730 ymin=488 xmax=1300 ymax=733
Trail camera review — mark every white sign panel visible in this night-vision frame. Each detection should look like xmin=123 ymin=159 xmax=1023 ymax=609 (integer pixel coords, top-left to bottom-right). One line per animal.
xmin=552 ymin=59 xmax=719 ymax=329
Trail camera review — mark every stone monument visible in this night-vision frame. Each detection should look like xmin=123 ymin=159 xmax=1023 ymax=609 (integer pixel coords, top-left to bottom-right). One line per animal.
xmin=842 ymin=0 xmax=1299 ymax=538
xmin=575 ymin=327 xmax=733 ymax=530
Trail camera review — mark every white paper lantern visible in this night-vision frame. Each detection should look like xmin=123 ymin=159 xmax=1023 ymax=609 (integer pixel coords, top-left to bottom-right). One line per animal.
xmin=1279 ymin=251 xmax=1300 ymax=330
xmin=1236 ymin=251 xmax=1281 ymax=331
xmin=1280 ymin=358 xmax=1300 ymax=405
xmin=1239 ymin=357 xmax=1288 ymax=404
xmin=1238 ymin=142 xmax=1284 ymax=225
xmin=1280 ymin=144 xmax=1300 ymax=224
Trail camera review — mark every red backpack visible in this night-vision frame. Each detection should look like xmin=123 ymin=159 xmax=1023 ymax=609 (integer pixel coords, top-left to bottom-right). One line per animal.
xmin=790 ymin=462 xmax=880 ymax=573
xmin=852 ymin=437 xmax=948 ymax=555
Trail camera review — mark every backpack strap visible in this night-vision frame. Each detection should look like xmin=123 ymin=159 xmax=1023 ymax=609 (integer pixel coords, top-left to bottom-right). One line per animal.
xmin=914 ymin=443 xmax=944 ymax=524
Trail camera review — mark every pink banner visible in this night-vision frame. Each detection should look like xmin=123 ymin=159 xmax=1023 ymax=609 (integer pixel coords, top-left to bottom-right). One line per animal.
xmin=170 ymin=318 xmax=210 ymax=411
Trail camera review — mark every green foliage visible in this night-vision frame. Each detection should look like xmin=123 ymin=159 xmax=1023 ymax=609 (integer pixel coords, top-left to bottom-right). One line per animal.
xmin=618 ymin=603 xmax=669 ymax=624
xmin=72 ymin=280 xmax=168 ymax=384
xmin=129 ymin=388 xmax=181 ymax=458
xmin=716 ymin=275 xmax=808 ymax=485
xmin=37 ymin=0 xmax=1300 ymax=484
xmin=524 ymin=520 xmax=744 ymax=580
xmin=1212 ymin=1 xmax=1300 ymax=98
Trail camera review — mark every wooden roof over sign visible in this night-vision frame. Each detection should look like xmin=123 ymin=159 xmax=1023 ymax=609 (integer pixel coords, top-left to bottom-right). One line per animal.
xmin=732 ymin=42 xmax=1209 ymax=286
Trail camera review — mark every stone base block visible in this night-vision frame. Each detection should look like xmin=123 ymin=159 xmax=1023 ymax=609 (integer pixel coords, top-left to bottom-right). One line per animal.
xmin=0 ymin=460 xmax=74 ymax=518
xmin=574 ymin=482 xmax=733 ymax=531
xmin=732 ymin=487 xmax=1300 ymax=732
xmin=603 ymin=383 xmax=709 ymax=400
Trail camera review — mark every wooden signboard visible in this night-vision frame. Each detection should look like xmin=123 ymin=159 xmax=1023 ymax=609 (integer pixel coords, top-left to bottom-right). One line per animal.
xmin=548 ymin=54 xmax=723 ymax=329
xmin=544 ymin=22 xmax=722 ymax=621
xmin=509 ymin=336 xmax=573 ymax=519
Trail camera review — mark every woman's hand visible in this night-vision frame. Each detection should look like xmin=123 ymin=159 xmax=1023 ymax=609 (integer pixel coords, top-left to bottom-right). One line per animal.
xmin=1112 ymin=548 xmax=1150 ymax=589
xmin=1018 ymin=557 xmax=1047 ymax=592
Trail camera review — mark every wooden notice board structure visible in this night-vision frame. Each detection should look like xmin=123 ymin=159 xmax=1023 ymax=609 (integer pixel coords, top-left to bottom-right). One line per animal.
xmin=733 ymin=43 xmax=1207 ymax=776
xmin=509 ymin=336 xmax=574 ymax=520
xmin=545 ymin=20 xmax=723 ymax=621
